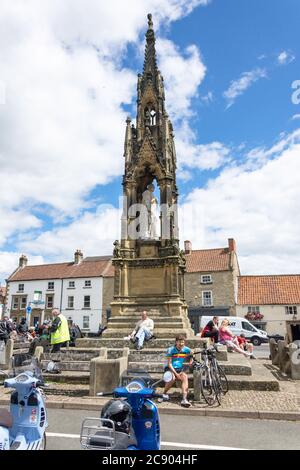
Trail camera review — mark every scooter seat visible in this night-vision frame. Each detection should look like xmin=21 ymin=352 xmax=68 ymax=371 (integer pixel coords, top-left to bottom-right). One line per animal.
xmin=0 ymin=409 xmax=13 ymax=428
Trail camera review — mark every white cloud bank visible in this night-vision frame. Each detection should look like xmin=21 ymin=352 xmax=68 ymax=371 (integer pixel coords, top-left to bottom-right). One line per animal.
xmin=0 ymin=0 xmax=210 ymax=280
xmin=180 ymin=129 xmax=300 ymax=274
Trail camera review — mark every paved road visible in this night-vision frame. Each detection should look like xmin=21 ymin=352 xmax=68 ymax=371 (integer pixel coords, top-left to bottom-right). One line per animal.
xmin=46 ymin=408 xmax=300 ymax=450
xmin=253 ymin=343 xmax=270 ymax=359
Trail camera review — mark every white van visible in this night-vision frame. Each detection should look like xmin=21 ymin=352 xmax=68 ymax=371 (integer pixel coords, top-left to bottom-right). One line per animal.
xmin=200 ymin=316 xmax=268 ymax=346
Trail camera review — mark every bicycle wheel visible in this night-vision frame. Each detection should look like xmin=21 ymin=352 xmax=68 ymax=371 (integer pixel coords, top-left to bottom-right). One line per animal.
xmin=209 ymin=367 xmax=222 ymax=406
xmin=217 ymin=365 xmax=229 ymax=395
xmin=199 ymin=365 xmax=217 ymax=406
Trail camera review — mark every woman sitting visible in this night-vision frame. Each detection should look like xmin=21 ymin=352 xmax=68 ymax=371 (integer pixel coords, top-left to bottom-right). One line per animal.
xmin=218 ymin=319 xmax=254 ymax=358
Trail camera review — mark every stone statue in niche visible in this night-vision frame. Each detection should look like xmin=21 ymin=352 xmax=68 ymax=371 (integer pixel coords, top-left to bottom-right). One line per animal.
xmin=141 ymin=183 xmax=159 ymax=239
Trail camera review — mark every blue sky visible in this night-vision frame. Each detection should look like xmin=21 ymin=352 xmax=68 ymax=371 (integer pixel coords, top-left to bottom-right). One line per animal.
xmin=0 ymin=0 xmax=300 ymax=282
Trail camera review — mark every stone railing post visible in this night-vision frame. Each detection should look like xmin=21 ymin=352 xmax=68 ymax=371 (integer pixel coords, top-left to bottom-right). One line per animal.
xmin=269 ymin=338 xmax=279 ymax=365
xmin=289 ymin=343 xmax=300 ymax=380
xmin=89 ymin=347 xmax=129 ymax=396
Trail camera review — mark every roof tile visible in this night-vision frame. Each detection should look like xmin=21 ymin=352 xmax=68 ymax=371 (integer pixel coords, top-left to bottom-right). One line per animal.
xmin=238 ymin=275 xmax=300 ymax=305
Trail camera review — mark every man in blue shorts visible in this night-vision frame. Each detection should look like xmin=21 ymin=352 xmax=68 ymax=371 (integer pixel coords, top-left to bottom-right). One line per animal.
xmin=161 ymin=334 xmax=193 ymax=408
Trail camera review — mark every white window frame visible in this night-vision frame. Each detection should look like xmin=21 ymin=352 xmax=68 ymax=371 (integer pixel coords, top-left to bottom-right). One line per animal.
xmin=18 ymin=284 xmax=24 ymax=292
xmin=46 ymin=295 xmax=54 ymax=309
xmin=12 ymin=296 xmax=19 ymax=310
xmin=248 ymin=306 xmax=260 ymax=313
xmin=84 ymin=280 xmax=91 ymax=288
xmin=202 ymin=291 xmax=213 ymax=307
xmin=48 ymin=281 xmax=54 ymax=290
xmin=285 ymin=306 xmax=297 ymax=315
xmin=68 ymin=281 xmax=75 ymax=289
xmin=83 ymin=315 xmax=90 ymax=329
xmin=20 ymin=297 xmax=27 ymax=310
xmin=200 ymin=275 xmax=212 ymax=284
xmin=68 ymin=296 xmax=74 ymax=309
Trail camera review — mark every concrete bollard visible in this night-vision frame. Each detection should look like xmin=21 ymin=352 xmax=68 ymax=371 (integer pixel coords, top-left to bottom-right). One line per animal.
xmin=278 ymin=340 xmax=291 ymax=375
xmin=289 ymin=343 xmax=300 ymax=380
xmin=269 ymin=338 xmax=279 ymax=365
xmin=193 ymin=369 xmax=202 ymax=402
xmin=5 ymin=339 xmax=14 ymax=369
xmin=89 ymin=348 xmax=129 ymax=396
xmin=34 ymin=346 xmax=44 ymax=363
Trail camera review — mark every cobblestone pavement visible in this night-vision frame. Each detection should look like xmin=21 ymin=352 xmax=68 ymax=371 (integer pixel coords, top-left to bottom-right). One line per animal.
xmin=1 ymin=363 xmax=300 ymax=417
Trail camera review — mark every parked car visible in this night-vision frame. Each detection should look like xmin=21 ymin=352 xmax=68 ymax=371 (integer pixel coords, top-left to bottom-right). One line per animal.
xmin=267 ymin=333 xmax=284 ymax=342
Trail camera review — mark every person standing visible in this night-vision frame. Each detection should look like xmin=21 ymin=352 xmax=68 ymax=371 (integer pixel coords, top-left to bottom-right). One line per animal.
xmin=0 ymin=316 xmax=13 ymax=344
xmin=49 ymin=309 xmax=70 ymax=353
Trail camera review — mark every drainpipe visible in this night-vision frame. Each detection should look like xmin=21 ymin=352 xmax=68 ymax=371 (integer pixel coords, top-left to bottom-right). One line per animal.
xmin=60 ymin=279 xmax=64 ymax=312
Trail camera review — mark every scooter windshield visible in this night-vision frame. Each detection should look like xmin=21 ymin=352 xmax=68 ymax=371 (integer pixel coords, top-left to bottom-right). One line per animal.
xmin=119 ymin=369 xmax=155 ymax=389
xmin=8 ymin=353 xmax=43 ymax=381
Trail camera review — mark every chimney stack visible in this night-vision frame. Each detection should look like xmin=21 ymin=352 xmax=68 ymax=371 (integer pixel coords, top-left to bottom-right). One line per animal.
xmin=19 ymin=254 xmax=28 ymax=269
xmin=74 ymin=249 xmax=83 ymax=265
xmin=184 ymin=240 xmax=192 ymax=255
xmin=228 ymin=238 xmax=236 ymax=253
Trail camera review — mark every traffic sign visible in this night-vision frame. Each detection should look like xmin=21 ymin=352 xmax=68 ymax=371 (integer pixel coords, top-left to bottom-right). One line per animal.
xmin=26 ymin=306 xmax=32 ymax=314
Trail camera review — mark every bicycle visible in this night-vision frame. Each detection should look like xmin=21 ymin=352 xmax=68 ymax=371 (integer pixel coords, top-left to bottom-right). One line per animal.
xmin=192 ymin=345 xmax=228 ymax=406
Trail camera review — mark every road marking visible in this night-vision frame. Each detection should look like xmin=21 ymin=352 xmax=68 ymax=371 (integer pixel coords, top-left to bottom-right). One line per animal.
xmin=46 ymin=433 xmax=246 ymax=450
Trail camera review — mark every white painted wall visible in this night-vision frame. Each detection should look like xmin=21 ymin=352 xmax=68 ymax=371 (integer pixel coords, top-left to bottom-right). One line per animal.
xmin=236 ymin=305 xmax=300 ymax=335
xmin=6 ymin=277 xmax=103 ymax=333
xmin=61 ymin=277 xmax=103 ymax=333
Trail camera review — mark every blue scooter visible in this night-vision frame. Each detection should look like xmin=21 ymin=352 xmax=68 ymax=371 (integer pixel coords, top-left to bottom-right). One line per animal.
xmin=80 ymin=370 xmax=163 ymax=450
xmin=0 ymin=354 xmax=48 ymax=450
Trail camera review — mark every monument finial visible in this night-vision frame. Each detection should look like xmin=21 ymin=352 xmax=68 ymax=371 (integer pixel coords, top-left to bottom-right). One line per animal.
xmin=147 ymin=13 xmax=153 ymax=30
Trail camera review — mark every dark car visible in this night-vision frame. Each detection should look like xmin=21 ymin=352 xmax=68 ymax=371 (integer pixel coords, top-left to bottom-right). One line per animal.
xmin=267 ymin=333 xmax=284 ymax=342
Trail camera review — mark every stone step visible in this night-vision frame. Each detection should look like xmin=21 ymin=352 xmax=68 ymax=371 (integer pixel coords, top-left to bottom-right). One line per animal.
xmin=13 ymin=341 xmax=31 ymax=350
xmin=42 ymin=349 xmax=101 ymax=361
xmin=106 ymin=322 xmax=184 ymax=329
xmin=102 ymin=330 xmax=188 ymax=339
xmin=109 ymin=315 xmax=183 ymax=324
xmin=44 ymin=383 xmax=90 ymax=397
xmin=42 ymin=360 xmax=90 ymax=372
xmin=43 ymin=371 xmax=90 ymax=384
xmin=76 ymin=338 xmax=208 ymax=349
xmin=128 ymin=358 xmax=251 ymax=375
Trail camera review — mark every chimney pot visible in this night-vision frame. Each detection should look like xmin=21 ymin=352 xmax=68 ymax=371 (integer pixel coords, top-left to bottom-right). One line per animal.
xmin=228 ymin=238 xmax=236 ymax=253
xmin=74 ymin=250 xmax=83 ymax=265
xmin=184 ymin=240 xmax=192 ymax=255
xmin=19 ymin=254 xmax=28 ymax=269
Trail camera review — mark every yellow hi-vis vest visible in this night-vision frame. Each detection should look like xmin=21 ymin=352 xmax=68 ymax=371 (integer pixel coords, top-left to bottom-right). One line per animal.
xmin=50 ymin=314 xmax=70 ymax=345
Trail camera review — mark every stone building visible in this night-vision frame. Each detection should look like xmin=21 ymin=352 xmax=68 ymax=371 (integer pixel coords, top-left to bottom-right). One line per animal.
xmin=184 ymin=239 xmax=240 ymax=333
xmin=5 ymin=251 xmax=114 ymax=332
xmin=237 ymin=275 xmax=300 ymax=336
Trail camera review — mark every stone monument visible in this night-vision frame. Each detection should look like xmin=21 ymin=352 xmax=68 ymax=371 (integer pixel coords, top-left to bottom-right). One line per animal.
xmin=110 ymin=14 xmax=191 ymax=331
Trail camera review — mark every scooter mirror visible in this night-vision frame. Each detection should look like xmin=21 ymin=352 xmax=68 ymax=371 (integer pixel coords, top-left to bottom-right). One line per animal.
xmin=163 ymin=371 xmax=174 ymax=383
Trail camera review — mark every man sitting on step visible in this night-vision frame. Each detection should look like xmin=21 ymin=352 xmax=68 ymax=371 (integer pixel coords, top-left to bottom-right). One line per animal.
xmin=124 ymin=311 xmax=155 ymax=350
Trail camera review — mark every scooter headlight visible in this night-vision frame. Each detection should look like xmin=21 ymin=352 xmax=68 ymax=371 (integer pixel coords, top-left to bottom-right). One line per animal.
xmin=126 ymin=381 xmax=143 ymax=393
xmin=15 ymin=374 xmax=29 ymax=383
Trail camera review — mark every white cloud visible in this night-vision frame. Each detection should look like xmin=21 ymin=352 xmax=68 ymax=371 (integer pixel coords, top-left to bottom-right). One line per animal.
xmin=292 ymin=114 xmax=300 ymax=121
xmin=223 ymin=68 xmax=267 ymax=109
xmin=0 ymin=0 xmax=210 ymax=278
xmin=0 ymin=252 xmax=44 ymax=283
xmin=277 ymin=50 xmax=295 ymax=66
xmin=176 ymin=121 xmax=230 ymax=173
xmin=180 ymin=128 xmax=300 ymax=274
xmin=157 ymin=39 xmax=206 ymax=119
